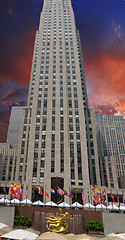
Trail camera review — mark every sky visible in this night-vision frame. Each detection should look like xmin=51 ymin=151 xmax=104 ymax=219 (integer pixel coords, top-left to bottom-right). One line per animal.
xmin=0 ymin=0 xmax=125 ymax=142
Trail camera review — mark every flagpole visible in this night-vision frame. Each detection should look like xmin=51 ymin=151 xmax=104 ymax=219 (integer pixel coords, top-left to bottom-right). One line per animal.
xmin=38 ymin=186 xmax=40 ymax=206
xmin=70 ymin=186 xmax=71 ymax=207
xmin=90 ymin=185 xmax=92 ymax=204
xmin=87 ymin=188 xmax=90 ymax=210
xmin=122 ymin=191 xmax=123 ymax=206
xmin=122 ymin=191 xmax=125 ymax=206
xmin=82 ymin=189 xmax=84 ymax=209
xmin=50 ymin=188 xmax=52 ymax=207
xmin=100 ymin=188 xmax=101 ymax=204
xmin=26 ymin=186 xmax=28 ymax=206
xmin=4 ymin=193 xmax=5 ymax=204
xmin=111 ymin=189 xmax=113 ymax=207
xmin=105 ymin=188 xmax=107 ymax=211
xmin=75 ymin=188 xmax=77 ymax=203
xmin=117 ymin=190 xmax=120 ymax=210
xmin=56 ymin=188 xmax=57 ymax=204
xmin=45 ymin=186 xmax=46 ymax=204
xmin=99 ymin=188 xmax=101 ymax=211
xmin=94 ymin=188 xmax=96 ymax=211
xmin=117 ymin=190 xmax=118 ymax=207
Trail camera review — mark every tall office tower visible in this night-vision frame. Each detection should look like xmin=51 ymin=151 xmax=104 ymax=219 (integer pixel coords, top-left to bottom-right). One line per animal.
xmin=0 ymin=0 xmax=101 ymax=200
xmin=94 ymin=114 xmax=125 ymax=188
xmin=6 ymin=107 xmax=26 ymax=149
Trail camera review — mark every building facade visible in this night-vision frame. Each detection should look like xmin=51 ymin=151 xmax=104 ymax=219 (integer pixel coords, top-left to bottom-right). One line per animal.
xmin=15 ymin=0 xmax=96 ymax=199
xmin=0 ymin=0 xmax=124 ymax=202
xmin=94 ymin=114 xmax=125 ymax=188
xmin=0 ymin=143 xmax=17 ymax=182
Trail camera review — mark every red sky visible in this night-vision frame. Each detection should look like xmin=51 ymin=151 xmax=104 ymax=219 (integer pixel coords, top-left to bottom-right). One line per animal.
xmin=85 ymin=45 xmax=125 ymax=116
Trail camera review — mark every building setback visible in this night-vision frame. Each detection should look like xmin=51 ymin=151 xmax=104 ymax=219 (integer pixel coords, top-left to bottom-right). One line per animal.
xmin=6 ymin=107 xmax=26 ymax=149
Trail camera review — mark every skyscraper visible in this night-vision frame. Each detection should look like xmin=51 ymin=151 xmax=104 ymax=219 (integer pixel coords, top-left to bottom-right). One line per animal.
xmin=0 ymin=0 xmax=107 ymax=201
xmin=6 ymin=106 xmax=26 ymax=149
xmin=14 ymin=0 xmax=100 ymax=199
xmin=94 ymin=114 xmax=125 ymax=188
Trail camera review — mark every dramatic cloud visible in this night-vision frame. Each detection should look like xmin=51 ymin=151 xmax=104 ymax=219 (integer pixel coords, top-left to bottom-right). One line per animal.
xmin=92 ymin=102 xmax=118 ymax=116
xmin=0 ymin=81 xmax=28 ymax=142
xmin=85 ymin=45 xmax=125 ymax=116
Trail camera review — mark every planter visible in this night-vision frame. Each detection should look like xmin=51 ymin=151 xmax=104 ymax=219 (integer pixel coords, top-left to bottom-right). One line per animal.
xmin=86 ymin=220 xmax=104 ymax=235
xmin=88 ymin=230 xmax=104 ymax=235
xmin=14 ymin=226 xmax=28 ymax=229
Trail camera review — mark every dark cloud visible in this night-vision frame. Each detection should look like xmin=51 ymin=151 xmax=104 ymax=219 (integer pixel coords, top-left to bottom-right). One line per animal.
xmin=2 ymin=88 xmax=27 ymax=102
xmin=0 ymin=80 xmax=27 ymax=141
xmin=0 ymin=0 xmax=16 ymax=11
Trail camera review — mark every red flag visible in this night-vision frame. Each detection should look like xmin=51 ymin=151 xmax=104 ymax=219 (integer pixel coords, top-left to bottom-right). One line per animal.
xmin=9 ymin=184 xmax=14 ymax=191
xmin=45 ymin=188 xmax=49 ymax=198
xmin=82 ymin=192 xmax=87 ymax=202
xmin=110 ymin=191 xmax=116 ymax=204
xmin=39 ymin=187 xmax=42 ymax=195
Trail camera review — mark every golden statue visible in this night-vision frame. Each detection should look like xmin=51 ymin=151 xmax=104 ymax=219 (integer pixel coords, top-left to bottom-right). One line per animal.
xmin=45 ymin=208 xmax=75 ymax=234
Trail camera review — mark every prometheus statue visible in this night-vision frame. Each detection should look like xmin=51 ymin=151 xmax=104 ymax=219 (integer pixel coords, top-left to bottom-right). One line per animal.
xmin=45 ymin=208 xmax=75 ymax=234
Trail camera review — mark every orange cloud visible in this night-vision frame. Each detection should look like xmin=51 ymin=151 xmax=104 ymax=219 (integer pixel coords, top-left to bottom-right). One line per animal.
xmin=85 ymin=46 xmax=125 ymax=116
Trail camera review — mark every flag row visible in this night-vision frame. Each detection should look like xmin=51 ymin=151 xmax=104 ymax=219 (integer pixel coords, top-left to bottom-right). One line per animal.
xmin=1 ymin=184 xmax=125 ymax=206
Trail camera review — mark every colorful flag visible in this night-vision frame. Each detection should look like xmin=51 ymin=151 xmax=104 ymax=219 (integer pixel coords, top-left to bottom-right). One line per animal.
xmin=32 ymin=188 xmax=35 ymax=198
xmin=110 ymin=191 xmax=116 ymax=204
xmin=51 ymin=188 xmax=56 ymax=194
xmin=88 ymin=191 xmax=90 ymax=203
xmin=92 ymin=188 xmax=101 ymax=205
xmin=20 ymin=188 xmax=23 ymax=194
xmin=92 ymin=189 xmax=106 ymax=205
xmin=63 ymin=188 xmax=69 ymax=196
xmin=9 ymin=184 xmax=23 ymax=200
xmin=3 ymin=185 xmax=7 ymax=194
xmin=82 ymin=192 xmax=87 ymax=202
xmin=13 ymin=185 xmax=17 ymax=193
xmin=39 ymin=187 xmax=42 ymax=195
xmin=57 ymin=187 xmax=64 ymax=196
xmin=45 ymin=188 xmax=49 ymax=198
xmin=69 ymin=188 xmax=74 ymax=198
xmin=101 ymin=190 xmax=106 ymax=204
xmin=20 ymin=185 xmax=23 ymax=194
